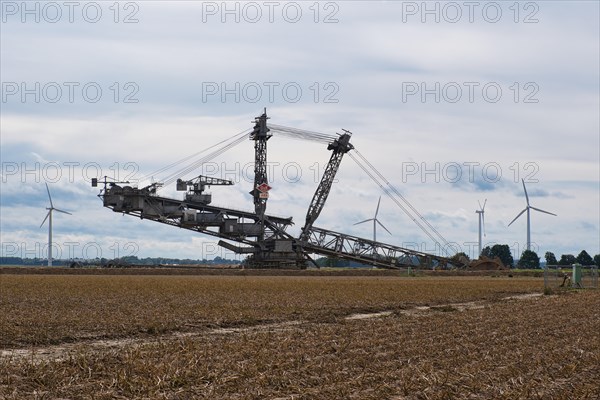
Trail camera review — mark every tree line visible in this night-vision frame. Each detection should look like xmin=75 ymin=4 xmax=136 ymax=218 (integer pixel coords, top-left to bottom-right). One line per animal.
xmin=453 ymin=246 xmax=599 ymax=269
xmin=0 ymin=256 xmax=242 ymax=266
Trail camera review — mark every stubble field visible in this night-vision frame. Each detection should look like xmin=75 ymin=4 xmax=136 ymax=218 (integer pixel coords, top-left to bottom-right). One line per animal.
xmin=1 ymin=274 xmax=598 ymax=399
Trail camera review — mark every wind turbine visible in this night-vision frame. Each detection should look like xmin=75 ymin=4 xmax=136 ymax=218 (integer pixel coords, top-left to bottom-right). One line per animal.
xmin=508 ymin=179 xmax=556 ymax=251
xmin=476 ymin=199 xmax=486 ymax=257
xmin=40 ymin=183 xmax=72 ymax=266
xmin=354 ymin=196 xmax=391 ymax=242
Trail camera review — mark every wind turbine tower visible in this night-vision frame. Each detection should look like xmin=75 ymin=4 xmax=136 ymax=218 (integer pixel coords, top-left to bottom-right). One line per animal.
xmin=476 ymin=199 xmax=486 ymax=257
xmin=40 ymin=183 xmax=72 ymax=266
xmin=508 ymin=179 xmax=557 ymax=251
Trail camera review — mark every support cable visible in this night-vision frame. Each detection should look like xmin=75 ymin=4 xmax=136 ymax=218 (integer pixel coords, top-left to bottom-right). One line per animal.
xmin=348 ymin=151 xmax=451 ymax=256
xmin=353 ymin=149 xmax=450 ymax=252
xmin=161 ymin=134 xmax=248 ymax=187
xmin=268 ymin=124 xmax=337 ymax=144
xmin=137 ymin=128 xmax=251 ymax=185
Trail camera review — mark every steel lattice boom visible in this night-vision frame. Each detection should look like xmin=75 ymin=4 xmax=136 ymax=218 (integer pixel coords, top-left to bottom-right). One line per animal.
xmin=304 ymin=226 xmax=448 ymax=269
xmin=300 ymin=131 xmax=353 ymax=242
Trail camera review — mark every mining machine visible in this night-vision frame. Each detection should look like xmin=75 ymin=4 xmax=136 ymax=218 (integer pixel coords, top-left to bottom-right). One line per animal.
xmin=94 ymin=110 xmax=456 ymax=269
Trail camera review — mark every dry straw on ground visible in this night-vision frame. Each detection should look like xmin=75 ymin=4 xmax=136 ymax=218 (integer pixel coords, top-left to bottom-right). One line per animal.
xmin=1 ymin=275 xmax=598 ymax=399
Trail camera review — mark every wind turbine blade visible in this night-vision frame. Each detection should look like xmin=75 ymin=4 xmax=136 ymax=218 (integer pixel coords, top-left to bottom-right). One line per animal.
xmin=40 ymin=211 xmax=50 ymax=228
xmin=521 ymin=179 xmax=530 ymax=206
xmin=354 ymin=218 xmax=373 ymax=226
xmin=530 ymin=206 xmax=557 ymax=217
xmin=482 ymin=199 xmax=487 ymax=211
xmin=45 ymin=183 xmax=54 ymax=208
xmin=54 ymin=208 xmax=72 ymax=215
xmin=374 ymin=196 xmax=381 ymax=218
xmin=508 ymin=208 xmax=527 ymax=227
xmin=376 ymin=220 xmax=392 ymax=235
xmin=478 ymin=200 xmax=482 ymax=210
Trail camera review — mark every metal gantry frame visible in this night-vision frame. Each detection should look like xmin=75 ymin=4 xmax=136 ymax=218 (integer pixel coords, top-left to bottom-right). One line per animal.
xmin=95 ymin=109 xmax=454 ymax=269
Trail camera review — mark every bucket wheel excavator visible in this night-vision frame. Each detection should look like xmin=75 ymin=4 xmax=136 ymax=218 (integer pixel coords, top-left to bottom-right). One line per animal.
xmin=94 ymin=109 xmax=458 ymax=269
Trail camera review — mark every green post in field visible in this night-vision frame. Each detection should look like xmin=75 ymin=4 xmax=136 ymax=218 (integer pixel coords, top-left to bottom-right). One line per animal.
xmin=572 ymin=264 xmax=582 ymax=288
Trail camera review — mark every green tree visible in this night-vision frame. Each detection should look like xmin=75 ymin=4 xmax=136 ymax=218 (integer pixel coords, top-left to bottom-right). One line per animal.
xmin=450 ymin=252 xmax=470 ymax=267
xmin=594 ymin=254 xmax=600 ymax=267
xmin=121 ymin=255 xmax=140 ymax=264
xmin=481 ymin=244 xmax=514 ymax=267
xmin=481 ymin=246 xmax=493 ymax=258
xmin=314 ymin=257 xmax=346 ymax=268
xmin=558 ymin=254 xmax=576 ymax=266
xmin=324 ymin=256 xmax=341 ymax=267
xmin=544 ymin=251 xmax=558 ymax=265
xmin=494 ymin=244 xmax=514 ymax=267
xmin=518 ymin=250 xmax=540 ymax=269
xmin=576 ymin=250 xmax=594 ymax=266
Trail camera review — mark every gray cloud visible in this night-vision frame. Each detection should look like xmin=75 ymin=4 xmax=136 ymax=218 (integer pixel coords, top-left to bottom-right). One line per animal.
xmin=2 ymin=1 xmax=599 ymax=259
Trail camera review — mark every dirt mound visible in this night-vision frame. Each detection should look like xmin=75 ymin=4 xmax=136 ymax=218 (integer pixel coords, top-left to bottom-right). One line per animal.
xmin=468 ymin=256 xmax=507 ymax=270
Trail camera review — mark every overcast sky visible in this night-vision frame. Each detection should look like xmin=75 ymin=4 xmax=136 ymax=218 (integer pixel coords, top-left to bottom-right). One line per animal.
xmin=1 ymin=1 xmax=599 ymax=262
